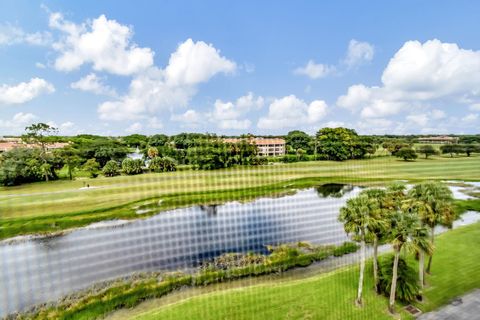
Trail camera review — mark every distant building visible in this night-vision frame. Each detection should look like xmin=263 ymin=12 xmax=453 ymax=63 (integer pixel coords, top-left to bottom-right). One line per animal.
xmin=417 ymin=136 xmax=459 ymax=144
xmin=0 ymin=138 xmax=69 ymax=153
xmin=223 ymin=137 xmax=286 ymax=157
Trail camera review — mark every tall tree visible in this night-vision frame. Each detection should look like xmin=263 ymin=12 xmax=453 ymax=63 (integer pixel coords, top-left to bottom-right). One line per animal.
xmin=54 ymin=146 xmax=81 ymax=180
xmin=386 ymin=210 xmax=424 ymax=314
xmin=22 ymin=123 xmax=58 ymax=182
xmin=408 ymin=182 xmax=454 ymax=273
xmin=339 ymin=195 xmax=382 ymax=305
xmin=316 ymin=127 xmax=362 ymax=161
xmin=360 ymin=188 xmax=389 ymax=293
xmin=416 ymin=145 xmax=438 ymax=159
xmin=285 ymin=130 xmax=313 ymax=154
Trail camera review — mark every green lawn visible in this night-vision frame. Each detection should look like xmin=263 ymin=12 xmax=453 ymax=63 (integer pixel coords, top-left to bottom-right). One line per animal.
xmin=1 ymin=155 xmax=479 ymax=240
xmin=119 ymin=222 xmax=480 ymax=320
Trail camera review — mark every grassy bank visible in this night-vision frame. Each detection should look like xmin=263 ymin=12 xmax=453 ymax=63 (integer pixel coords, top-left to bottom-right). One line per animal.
xmin=121 ymin=222 xmax=480 ymax=320
xmin=1 ymin=156 xmax=479 ymax=240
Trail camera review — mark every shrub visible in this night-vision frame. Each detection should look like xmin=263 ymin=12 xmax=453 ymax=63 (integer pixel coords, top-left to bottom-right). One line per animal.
xmin=122 ymin=158 xmax=143 ymax=175
xmin=83 ymin=158 xmax=101 ymax=178
xmin=395 ymin=147 xmax=418 ymax=161
xmin=332 ymin=241 xmax=359 ymax=256
xmin=102 ymin=160 xmax=120 ymax=177
xmin=378 ymin=255 xmax=420 ymax=302
xmin=149 ymin=156 xmax=177 ymax=172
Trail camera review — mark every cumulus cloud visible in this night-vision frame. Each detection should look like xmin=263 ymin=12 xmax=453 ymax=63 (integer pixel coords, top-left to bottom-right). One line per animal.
xmin=337 ymin=39 xmax=480 ymax=120
xmin=344 ymin=39 xmax=374 ymax=68
xmin=462 ymin=113 xmax=478 ymax=123
xmin=0 ymin=112 xmax=37 ymax=133
xmin=406 ymin=113 xmax=429 ymax=126
xmin=207 ymin=92 xmax=263 ymax=130
xmin=71 ymin=73 xmax=117 ymax=96
xmin=295 ymin=39 xmax=373 ymax=79
xmin=0 ymin=24 xmax=52 ymax=46
xmin=35 ymin=62 xmax=47 ymax=69
xmin=0 ymin=78 xmax=55 ymax=105
xmin=294 ymin=60 xmax=334 ymax=79
xmin=257 ymin=95 xmax=327 ymax=129
xmin=49 ymin=13 xmax=154 ymax=75
xmin=165 ymin=39 xmax=236 ymax=86
xmin=125 ymin=122 xmax=142 ymax=133
xmin=147 ymin=117 xmax=163 ymax=129
xmin=98 ymin=39 xmax=236 ymax=121
xmin=171 ymin=109 xmax=203 ymax=128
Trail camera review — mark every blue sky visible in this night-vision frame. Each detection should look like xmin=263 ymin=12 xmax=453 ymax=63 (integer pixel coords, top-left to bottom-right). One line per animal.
xmin=1 ymin=0 xmax=480 ymax=136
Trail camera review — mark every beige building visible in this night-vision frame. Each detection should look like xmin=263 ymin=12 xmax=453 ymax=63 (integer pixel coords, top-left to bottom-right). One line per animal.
xmin=223 ymin=137 xmax=286 ymax=157
xmin=0 ymin=138 xmax=69 ymax=153
xmin=417 ymin=136 xmax=459 ymax=144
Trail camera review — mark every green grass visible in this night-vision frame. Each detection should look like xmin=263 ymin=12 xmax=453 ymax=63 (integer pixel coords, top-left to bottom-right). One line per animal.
xmin=1 ymin=155 xmax=479 ymax=240
xmin=124 ymin=222 xmax=480 ymax=320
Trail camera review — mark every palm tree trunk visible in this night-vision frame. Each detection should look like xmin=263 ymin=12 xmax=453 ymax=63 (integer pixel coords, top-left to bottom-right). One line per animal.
xmin=356 ymin=231 xmax=366 ymax=306
xmin=373 ymin=237 xmax=379 ymax=293
xmin=426 ymin=228 xmax=435 ymax=273
xmin=389 ymin=248 xmax=401 ymax=314
xmin=419 ymin=251 xmax=425 ymax=289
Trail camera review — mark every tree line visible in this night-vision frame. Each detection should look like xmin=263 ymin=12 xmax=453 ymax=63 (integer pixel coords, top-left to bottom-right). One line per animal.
xmin=1 ymin=123 xmax=479 ymax=186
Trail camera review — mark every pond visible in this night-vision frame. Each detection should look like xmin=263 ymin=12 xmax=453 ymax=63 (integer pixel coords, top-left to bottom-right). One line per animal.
xmin=0 ymin=183 xmax=478 ymax=316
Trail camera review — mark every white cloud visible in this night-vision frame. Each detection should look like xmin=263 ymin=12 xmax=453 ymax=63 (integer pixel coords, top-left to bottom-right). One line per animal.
xmin=125 ymin=122 xmax=142 ymax=133
xmin=0 ymin=112 xmax=37 ymax=133
xmin=235 ymin=92 xmax=264 ymax=110
xmin=98 ymin=39 xmax=236 ymax=121
xmin=344 ymin=39 xmax=374 ymax=68
xmin=336 ymin=84 xmax=371 ymax=111
xmin=217 ymin=119 xmax=251 ymax=130
xmin=470 ymin=103 xmax=480 ymax=111
xmin=60 ymin=121 xmax=74 ymax=129
xmin=0 ymin=78 xmax=55 ymax=105
xmin=165 ymin=38 xmax=236 ymax=86
xmin=171 ymin=109 xmax=203 ymax=128
xmin=208 ymin=92 xmax=263 ymax=130
xmin=322 ymin=121 xmax=345 ymax=129
xmin=337 ymin=39 xmax=480 ymax=119
xmin=50 ymin=13 xmax=154 ymax=75
xmin=406 ymin=113 xmax=429 ymax=127
xmin=71 ymin=73 xmax=117 ymax=96
xmin=147 ymin=117 xmax=163 ymax=129
xmin=462 ymin=113 xmax=478 ymax=122
xmin=0 ymin=24 xmax=52 ymax=46
xmin=257 ymin=95 xmax=327 ymax=129
xmin=294 ymin=60 xmax=334 ymax=79
xmin=431 ymin=109 xmax=446 ymax=119
xmin=35 ymin=62 xmax=47 ymax=69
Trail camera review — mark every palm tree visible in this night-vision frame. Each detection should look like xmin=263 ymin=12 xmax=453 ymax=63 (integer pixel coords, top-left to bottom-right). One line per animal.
xmin=403 ymin=199 xmax=435 ymax=291
xmin=339 ymin=194 xmax=382 ymax=306
xmin=408 ymin=182 xmax=454 ymax=273
xmin=386 ymin=210 xmax=423 ymax=314
xmin=360 ymin=188 xmax=389 ymax=293
xmin=411 ymin=221 xmax=433 ymax=296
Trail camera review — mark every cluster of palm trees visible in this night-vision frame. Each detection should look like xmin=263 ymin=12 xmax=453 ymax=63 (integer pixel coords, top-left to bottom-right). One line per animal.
xmin=339 ymin=181 xmax=455 ymax=313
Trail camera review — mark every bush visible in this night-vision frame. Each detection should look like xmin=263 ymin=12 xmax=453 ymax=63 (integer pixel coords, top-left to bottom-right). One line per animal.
xmin=83 ymin=158 xmax=101 ymax=178
xmin=332 ymin=242 xmax=359 ymax=256
xmin=121 ymin=158 xmax=143 ymax=175
xmin=102 ymin=160 xmax=120 ymax=177
xmin=149 ymin=156 xmax=177 ymax=172
xmin=0 ymin=148 xmax=58 ymax=186
xmin=395 ymin=147 xmax=418 ymax=161
xmin=281 ymin=154 xmax=299 ymax=163
xmin=378 ymin=255 xmax=420 ymax=302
